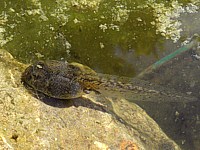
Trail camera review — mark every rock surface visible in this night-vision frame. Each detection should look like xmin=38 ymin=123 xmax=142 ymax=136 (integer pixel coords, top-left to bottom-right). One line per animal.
xmin=0 ymin=49 xmax=180 ymax=150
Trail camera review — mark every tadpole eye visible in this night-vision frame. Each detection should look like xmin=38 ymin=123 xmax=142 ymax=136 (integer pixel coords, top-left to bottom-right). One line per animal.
xmin=31 ymin=63 xmax=50 ymax=81
xmin=33 ymin=61 xmax=44 ymax=69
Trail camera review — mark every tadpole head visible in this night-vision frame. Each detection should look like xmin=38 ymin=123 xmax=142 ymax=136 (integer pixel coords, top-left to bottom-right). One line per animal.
xmin=21 ymin=60 xmax=85 ymax=99
xmin=21 ymin=61 xmax=50 ymax=90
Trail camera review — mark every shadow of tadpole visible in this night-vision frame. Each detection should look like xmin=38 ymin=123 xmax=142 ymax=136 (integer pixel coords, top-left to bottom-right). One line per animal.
xmin=40 ymin=94 xmax=108 ymax=112
xmin=23 ymin=83 xmax=110 ymax=114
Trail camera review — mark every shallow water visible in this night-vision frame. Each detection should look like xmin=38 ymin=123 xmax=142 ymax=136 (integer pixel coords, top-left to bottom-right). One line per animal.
xmin=0 ymin=0 xmax=200 ymax=149
xmin=0 ymin=0 xmax=199 ymax=77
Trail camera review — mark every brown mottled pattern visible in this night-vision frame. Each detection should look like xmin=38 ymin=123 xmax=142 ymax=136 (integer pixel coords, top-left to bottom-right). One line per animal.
xmin=21 ymin=60 xmax=197 ymax=102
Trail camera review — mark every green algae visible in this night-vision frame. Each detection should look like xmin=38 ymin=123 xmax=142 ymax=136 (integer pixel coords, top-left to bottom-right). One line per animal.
xmin=0 ymin=0 xmax=199 ymax=76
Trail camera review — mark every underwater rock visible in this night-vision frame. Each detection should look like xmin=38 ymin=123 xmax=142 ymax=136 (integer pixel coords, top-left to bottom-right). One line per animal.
xmin=0 ymin=49 xmax=180 ymax=149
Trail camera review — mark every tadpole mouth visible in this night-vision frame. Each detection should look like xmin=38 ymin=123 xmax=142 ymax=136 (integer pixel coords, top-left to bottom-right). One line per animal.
xmin=21 ymin=65 xmax=34 ymax=84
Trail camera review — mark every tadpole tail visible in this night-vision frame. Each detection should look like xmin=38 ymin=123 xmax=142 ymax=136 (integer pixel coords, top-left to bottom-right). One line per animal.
xmin=97 ymin=73 xmax=198 ymax=103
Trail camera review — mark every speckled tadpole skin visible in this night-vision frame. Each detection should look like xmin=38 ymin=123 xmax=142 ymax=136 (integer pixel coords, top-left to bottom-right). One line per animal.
xmin=21 ymin=61 xmax=87 ymax=99
xmin=21 ymin=60 xmax=198 ymax=102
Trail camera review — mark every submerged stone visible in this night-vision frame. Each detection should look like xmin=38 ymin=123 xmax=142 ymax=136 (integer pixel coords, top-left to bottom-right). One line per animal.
xmin=0 ymin=49 xmax=180 ymax=149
